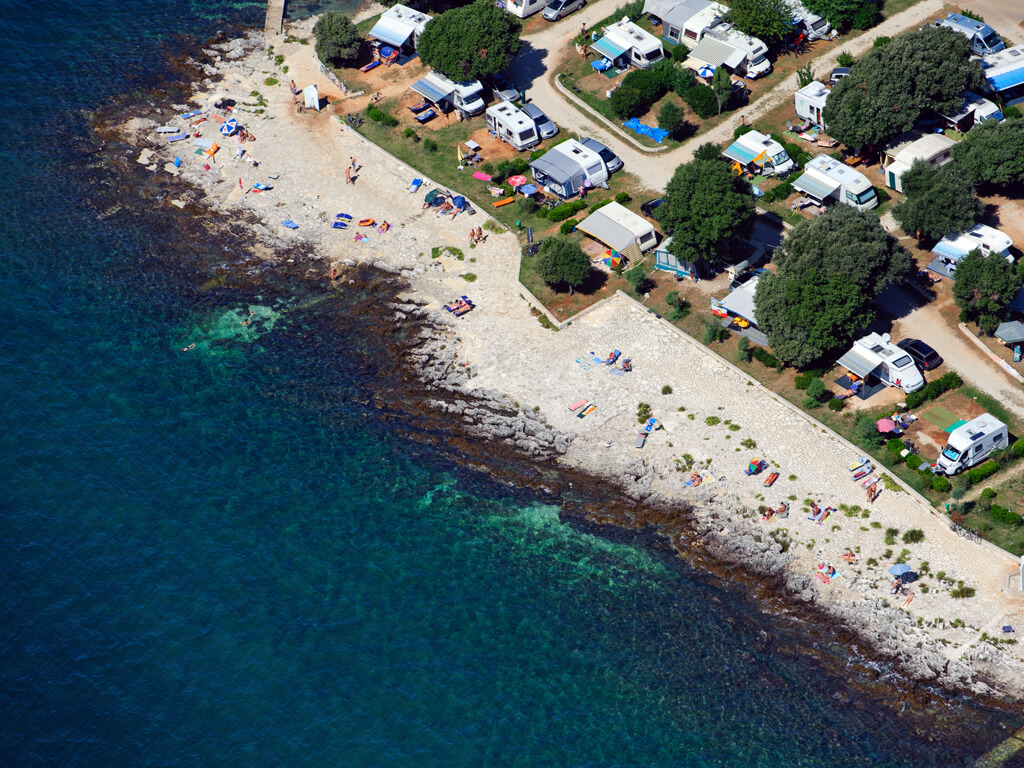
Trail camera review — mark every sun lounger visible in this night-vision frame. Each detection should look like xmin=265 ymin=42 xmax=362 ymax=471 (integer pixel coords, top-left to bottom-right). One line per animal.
xmin=408 ymin=179 xmax=422 ymax=193
xmin=642 ymin=418 xmax=658 ymax=433
xmin=492 ymin=197 xmax=514 ymax=207
xmin=415 ymin=109 xmax=437 ymax=124
xmin=577 ymin=404 xmax=596 ymax=419
xmin=282 ymin=220 xmax=298 ymax=229
xmin=360 ymin=61 xmax=381 ymax=73
xmin=253 ymin=183 xmax=270 ymax=191
xmin=763 ymin=472 xmax=779 ymax=487
xmin=408 ymin=99 xmax=430 ymax=113
xmin=604 ymin=350 xmax=621 ymax=365
xmin=473 ymin=171 xmax=493 ymax=181
xmin=635 ymin=432 xmax=648 ymax=448
xmin=860 ymin=474 xmax=879 ymax=488
xmin=851 ymin=465 xmax=872 ymax=481
xmin=180 ymin=110 xmax=201 ymax=119
xmin=848 ymin=456 xmax=870 ymax=471
xmin=423 ymin=189 xmax=440 ymax=207
xmin=167 ymin=133 xmax=188 ymax=142
xmin=568 ymin=398 xmax=589 ymax=412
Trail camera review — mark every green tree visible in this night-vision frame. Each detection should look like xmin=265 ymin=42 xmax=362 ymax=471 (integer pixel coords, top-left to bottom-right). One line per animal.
xmin=727 ymin=0 xmax=794 ymax=42
xmin=685 ymin=84 xmax=719 ymax=119
xmin=796 ymin=63 xmax=815 ymax=88
xmin=822 ymin=27 xmax=984 ymax=148
xmin=711 ymin=66 xmax=733 ymax=115
xmin=658 ymin=147 xmax=755 ymax=265
xmin=313 ymin=11 xmax=362 ymax=66
xmin=417 ymin=0 xmax=522 ymax=81
xmin=804 ymin=0 xmax=875 ymax=29
xmin=754 ymin=206 xmax=912 ymax=366
xmin=892 ymin=161 xmax=983 ymax=241
xmin=533 ymin=237 xmax=590 ymax=294
xmin=952 ymin=249 xmax=1024 ymax=333
xmin=657 ymin=100 xmax=688 ymax=140
xmin=952 ymin=118 xmax=1024 ymax=186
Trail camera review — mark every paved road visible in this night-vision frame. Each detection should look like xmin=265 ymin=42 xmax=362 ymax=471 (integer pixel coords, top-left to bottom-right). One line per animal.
xmin=510 ymin=0 xmax=946 ymax=190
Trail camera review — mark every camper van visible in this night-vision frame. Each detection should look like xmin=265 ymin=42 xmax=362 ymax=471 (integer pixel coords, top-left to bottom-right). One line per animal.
xmin=722 ymin=130 xmax=795 ymax=176
xmin=702 ymin=22 xmax=772 ymax=78
xmin=838 ymin=333 xmax=925 ymax=393
xmin=786 ymin=0 xmax=831 ymax=41
xmin=793 ymin=155 xmax=878 ymax=210
xmin=933 ymin=224 xmax=1014 ymax=264
xmin=936 ymin=414 xmax=1009 ymax=475
xmin=486 ymin=102 xmax=540 ymax=151
xmin=530 ymin=139 xmax=610 ymax=199
xmin=794 ymin=80 xmax=829 ymax=129
xmin=505 ymin=0 xmax=547 ymax=19
xmin=936 ymin=12 xmax=1005 ymax=56
xmin=940 ymin=90 xmax=1003 ymax=132
xmin=596 ymin=17 xmax=666 ymax=70
xmin=410 ymin=71 xmax=486 ymax=116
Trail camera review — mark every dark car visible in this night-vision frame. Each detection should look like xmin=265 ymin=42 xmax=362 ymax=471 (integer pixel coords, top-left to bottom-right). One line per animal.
xmin=640 ymin=198 xmax=664 ymax=218
xmin=829 ymin=67 xmax=850 ymax=86
xmin=896 ymin=338 xmax=943 ymax=371
xmin=580 ymin=137 xmax=623 ymax=173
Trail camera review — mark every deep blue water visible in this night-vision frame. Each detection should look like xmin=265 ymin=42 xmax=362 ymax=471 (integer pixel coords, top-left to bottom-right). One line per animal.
xmin=1 ymin=2 xmax=1021 ymax=766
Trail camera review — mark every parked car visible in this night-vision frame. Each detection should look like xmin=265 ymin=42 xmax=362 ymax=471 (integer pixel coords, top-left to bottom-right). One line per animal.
xmin=520 ymin=103 xmax=558 ymax=139
xmin=542 ymin=0 xmax=584 ymax=21
xmin=580 ymin=137 xmax=623 ymax=173
xmin=729 ymin=81 xmax=750 ymax=108
xmin=729 ymin=268 xmax=767 ymax=292
xmin=640 ymin=198 xmax=664 ymax=218
xmin=896 ymin=338 xmax=943 ymax=371
xmin=485 ymin=75 xmax=519 ymax=104
xmin=829 ymin=67 xmax=850 ymax=86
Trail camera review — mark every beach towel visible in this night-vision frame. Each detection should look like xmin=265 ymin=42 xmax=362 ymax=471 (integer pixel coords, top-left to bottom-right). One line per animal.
xmin=815 ymin=572 xmax=831 ymax=584
xmin=635 ymin=433 xmax=648 ymax=448
xmin=360 ymin=61 xmax=381 ymax=73
xmin=472 ymin=171 xmax=492 ymax=181
xmin=408 ymin=179 xmax=422 ymax=193
xmin=577 ymin=404 xmax=596 ymax=419
xmin=568 ymin=399 xmax=589 ymax=412
xmin=946 ymin=419 xmax=967 ymax=433
xmin=575 ymin=354 xmax=602 ymax=371
xmin=609 ymin=368 xmax=625 ymax=376
xmin=282 ymin=220 xmax=298 ymax=229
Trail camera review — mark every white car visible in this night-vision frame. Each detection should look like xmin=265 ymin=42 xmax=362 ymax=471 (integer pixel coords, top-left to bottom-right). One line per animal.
xmin=542 ymin=0 xmax=584 ymax=22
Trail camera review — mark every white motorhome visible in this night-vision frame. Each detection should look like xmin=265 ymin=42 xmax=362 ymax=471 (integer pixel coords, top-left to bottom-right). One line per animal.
xmin=486 ymin=102 xmax=539 ymax=151
xmin=722 ymin=130 xmax=795 ymax=176
xmin=940 ymin=91 xmax=1003 ymax=132
xmin=936 ymin=414 xmax=1008 ymax=475
xmin=786 ymin=0 xmax=830 ymax=40
xmin=882 ymin=133 xmax=955 ymax=192
xmin=594 ymin=17 xmax=665 ymax=69
xmin=936 ymin=12 xmax=1005 ymax=57
xmin=794 ymin=80 xmax=828 ymax=129
xmin=837 ymin=332 xmax=925 ymax=393
xmin=410 ymin=71 xmax=486 ymax=116
xmin=933 ymin=223 xmax=1014 ymax=264
xmin=505 ymin=0 xmax=546 ymax=19
xmin=692 ymin=21 xmax=771 ymax=78
xmin=793 ymin=155 xmax=877 ymax=210
xmin=367 ymin=5 xmax=432 ymax=52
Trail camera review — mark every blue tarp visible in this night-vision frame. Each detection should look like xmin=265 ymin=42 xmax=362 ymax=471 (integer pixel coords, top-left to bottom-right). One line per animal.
xmin=988 ymin=66 xmax=1024 ymax=92
xmin=623 ymin=117 xmax=669 ymax=144
xmin=591 ymin=36 xmax=626 ymax=61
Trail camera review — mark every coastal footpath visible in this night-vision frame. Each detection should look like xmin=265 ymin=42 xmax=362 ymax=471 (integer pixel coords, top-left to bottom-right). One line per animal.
xmin=116 ymin=26 xmax=1024 ymax=700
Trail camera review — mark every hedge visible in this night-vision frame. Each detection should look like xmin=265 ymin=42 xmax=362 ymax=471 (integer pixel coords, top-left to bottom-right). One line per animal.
xmin=1013 ymin=438 xmax=1024 ymax=459
xmin=588 ymin=198 xmax=613 ymax=213
xmin=966 ymin=460 xmax=1000 ymax=485
xmin=752 ymin=347 xmax=783 ymax=371
xmin=794 ymin=368 xmax=824 ymax=390
xmin=886 ymin=438 xmax=904 ymax=454
xmin=932 ymin=475 xmax=951 ymax=493
xmin=547 ymin=200 xmax=588 ymax=222
xmin=904 ymin=455 xmax=923 ymax=471
xmin=559 ymin=219 xmax=578 ymax=235
xmin=904 ymin=371 xmax=963 ymax=409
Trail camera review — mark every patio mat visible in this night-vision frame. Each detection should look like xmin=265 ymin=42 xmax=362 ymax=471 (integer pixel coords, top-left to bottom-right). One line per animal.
xmin=920 ymin=406 xmax=958 ymax=430
xmin=946 ymin=419 xmax=968 ymax=433
xmin=602 ymin=68 xmax=619 ymax=79
xmin=834 ymin=375 xmax=886 ymax=400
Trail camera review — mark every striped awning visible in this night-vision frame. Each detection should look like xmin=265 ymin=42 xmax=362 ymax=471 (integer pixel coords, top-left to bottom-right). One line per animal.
xmin=591 ymin=36 xmax=627 ymax=61
xmin=836 ymin=347 xmax=878 ymax=379
xmin=792 ymin=171 xmax=839 ymax=202
xmin=988 ymin=65 xmax=1024 ymax=92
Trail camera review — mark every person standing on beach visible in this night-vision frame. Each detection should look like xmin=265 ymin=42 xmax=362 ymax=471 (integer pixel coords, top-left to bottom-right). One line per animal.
xmin=350 ymin=157 xmax=357 ymax=171
xmin=345 ymin=167 xmax=353 ymax=185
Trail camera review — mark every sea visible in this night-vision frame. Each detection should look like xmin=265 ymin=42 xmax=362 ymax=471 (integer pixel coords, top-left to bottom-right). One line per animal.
xmin=1 ymin=1 xmax=1021 ymax=766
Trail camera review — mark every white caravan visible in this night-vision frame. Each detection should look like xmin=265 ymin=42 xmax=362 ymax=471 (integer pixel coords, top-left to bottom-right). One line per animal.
xmin=485 ymin=102 xmax=540 ymax=151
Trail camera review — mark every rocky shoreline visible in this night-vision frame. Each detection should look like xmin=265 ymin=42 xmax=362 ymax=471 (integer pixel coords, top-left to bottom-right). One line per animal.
xmin=98 ymin=27 xmax=1024 ymax=706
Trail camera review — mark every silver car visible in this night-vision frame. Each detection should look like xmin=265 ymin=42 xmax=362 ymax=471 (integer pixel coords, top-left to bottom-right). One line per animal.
xmin=542 ymin=0 xmax=585 ymax=22
xmin=520 ymin=103 xmax=558 ymax=139
xmin=580 ymin=137 xmax=623 ymax=173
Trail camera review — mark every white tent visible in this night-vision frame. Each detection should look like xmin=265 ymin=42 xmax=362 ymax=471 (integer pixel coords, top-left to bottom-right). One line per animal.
xmin=304 ymin=84 xmax=320 ymax=111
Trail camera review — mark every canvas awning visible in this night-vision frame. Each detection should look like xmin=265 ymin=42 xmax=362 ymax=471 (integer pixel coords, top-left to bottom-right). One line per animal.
xmin=410 ymin=76 xmax=451 ymax=104
xmin=591 ymin=36 xmax=627 ymax=61
xmin=995 ymin=321 xmax=1024 ymax=345
xmin=722 ymin=141 xmax=767 ymax=167
xmin=836 ymin=347 xmax=879 ymax=379
xmin=689 ymin=37 xmax=746 ymax=70
xmin=576 ymin=211 xmax=637 ymax=252
xmin=368 ymin=17 xmax=414 ymax=48
xmin=719 ymin=277 xmax=759 ymax=325
xmin=988 ymin=66 xmax=1024 ymax=92
xmin=792 ymin=171 xmax=839 ymax=202
xmin=931 ymin=239 xmax=967 ymax=260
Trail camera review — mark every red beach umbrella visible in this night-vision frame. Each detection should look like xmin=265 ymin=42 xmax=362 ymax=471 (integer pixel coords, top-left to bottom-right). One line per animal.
xmin=876 ymin=418 xmax=897 ymax=433
xmin=507 ymin=175 xmax=528 ymax=188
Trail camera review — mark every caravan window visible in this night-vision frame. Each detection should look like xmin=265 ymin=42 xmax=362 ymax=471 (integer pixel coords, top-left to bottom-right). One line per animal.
xmin=586 ymin=162 xmax=603 ymax=176
xmin=517 ymin=129 xmax=536 ymax=141
xmin=667 ymin=26 xmax=681 ymax=40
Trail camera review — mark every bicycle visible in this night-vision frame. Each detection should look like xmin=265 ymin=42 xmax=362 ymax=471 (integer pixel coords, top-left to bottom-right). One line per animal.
xmin=949 ymin=521 xmax=982 ymax=543
xmin=346 ymin=113 xmax=363 ymax=128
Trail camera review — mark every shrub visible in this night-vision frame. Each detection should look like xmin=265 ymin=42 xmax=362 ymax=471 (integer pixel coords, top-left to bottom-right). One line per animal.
xmin=559 ymin=219 xmax=578 ymax=235
xmin=662 ymin=385 xmax=673 ymax=395
xmin=684 ymin=84 xmax=719 ymax=119
xmin=980 ymin=488 xmax=997 ymax=500
xmin=793 ymin=369 xmax=823 ymax=389
xmin=806 ymin=378 xmax=826 ymax=400
xmin=759 ymin=170 xmax=802 ymax=205
xmin=403 ymin=127 xmax=417 ymax=139
xmin=737 ymin=336 xmax=752 ymax=363
xmin=733 ymin=124 xmax=754 ymax=140
xmin=932 ymin=475 xmax=951 ymax=493
xmin=422 ymin=138 xmax=438 ymax=154
xmin=610 ymin=68 xmax=668 ymax=119
xmin=887 ymin=438 xmax=904 ymax=454
xmin=614 ymin=192 xmax=631 ymax=204
xmin=265 ymin=76 xmax=279 ymax=86
xmin=903 ymin=529 xmax=925 ymax=544
xmin=1005 ymin=105 xmax=1023 ymax=120
xmin=637 ymin=402 xmax=652 ymax=424
xmin=990 ymin=504 xmax=1023 ymax=526
xmin=904 ymin=455 xmax=923 ymax=471
xmin=588 ymin=198 xmax=613 ymax=213
xmin=752 ymin=347 xmax=782 ymax=371
xmin=836 ymin=51 xmax=855 ymax=67
xmin=703 ymin=321 xmax=730 ymax=345
xmin=950 ymin=584 xmax=976 ymax=599
xmin=873 ymin=36 xmax=891 ymax=49
xmin=854 ymin=413 xmax=885 ymax=449
xmin=546 ymin=199 xmax=587 ymax=222
xmin=517 ymin=196 xmax=539 ymax=214
xmin=828 ymin=398 xmax=845 ymax=412
xmin=365 ymin=105 xmax=384 ymax=121
xmin=1012 ymin=438 xmax=1024 ymax=458
xmin=672 ymin=43 xmax=689 ymax=62
xmin=705 ymin=416 xmax=721 ymax=426
xmin=884 ymin=528 xmax=899 ymax=545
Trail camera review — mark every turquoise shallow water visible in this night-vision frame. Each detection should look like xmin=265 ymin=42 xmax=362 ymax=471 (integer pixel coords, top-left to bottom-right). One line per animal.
xmin=1 ymin=2 xmax=1021 ymax=766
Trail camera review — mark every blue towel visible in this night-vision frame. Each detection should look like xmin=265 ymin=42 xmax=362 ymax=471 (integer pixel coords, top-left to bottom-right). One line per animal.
xmin=282 ymin=220 xmax=298 ymax=229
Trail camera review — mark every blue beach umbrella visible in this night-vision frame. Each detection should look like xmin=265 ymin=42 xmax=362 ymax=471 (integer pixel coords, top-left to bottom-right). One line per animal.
xmin=888 ymin=563 xmax=911 ymax=577
xmin=697 ymin=64 xmax=715 ymax=79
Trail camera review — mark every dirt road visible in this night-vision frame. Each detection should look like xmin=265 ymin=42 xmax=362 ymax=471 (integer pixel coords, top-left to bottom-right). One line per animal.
xmin=511 ymin=0 xmax=946 ymax=189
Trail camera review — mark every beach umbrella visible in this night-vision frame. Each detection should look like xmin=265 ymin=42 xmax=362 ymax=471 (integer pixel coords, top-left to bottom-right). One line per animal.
xmin=219 ymin=118 xmax=238 ymax=136
xmin=519 ymin=183 xmax=538 ymax=196
xmin=602 ymin=249 xmax=622 ymax=268
xmin=452 ymin=195 xmax=467 ymax=210
xmin=697 ymin=64 xmax=715 ymax=79
xmin=507 ymin=175 xmax=528 ymax=188
xmin=888 ymin=564 xmax=912 ymax=577
xmin=876 ymin=418 xmax=897 ymax=433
